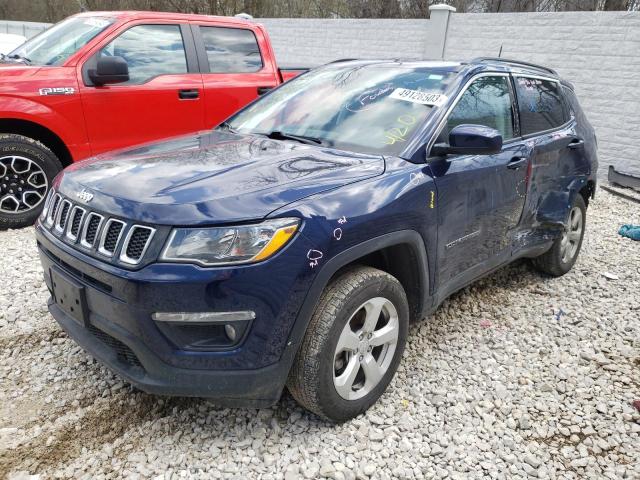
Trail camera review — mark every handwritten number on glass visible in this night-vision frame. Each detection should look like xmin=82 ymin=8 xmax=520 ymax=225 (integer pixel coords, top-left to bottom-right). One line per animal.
xmin=384 ymin=114 xmax=416 ymax=145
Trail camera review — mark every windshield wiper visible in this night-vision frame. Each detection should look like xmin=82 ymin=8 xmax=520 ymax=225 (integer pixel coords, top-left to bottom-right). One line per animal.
xmin=265 ymin=131 xmax=324 ymax=146
xmin=218 ymin=121 xmax=238 ymax=134
xmin=8 ymin=54 xmax=32 ymax=65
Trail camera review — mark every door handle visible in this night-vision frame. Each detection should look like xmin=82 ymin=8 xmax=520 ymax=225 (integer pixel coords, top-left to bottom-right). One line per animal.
xmin=257 ymin=86 xmax=272 ymax=95
xmin=567 ymin=138 xmax=584 ymax=149
xmin=178 ymin=89 xmax=199 ymax=100
xmin=507 ymin=156 xmax=528 ymax=170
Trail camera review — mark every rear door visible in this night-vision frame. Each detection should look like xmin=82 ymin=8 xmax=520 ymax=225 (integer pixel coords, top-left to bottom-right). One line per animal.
xmin=79 ymin=22 xmax=205 ymax=155
xmin=512 ymin=75 xmax=578 ymax=231
xmin=191 ymin=23 xmax=280 ymax=129
xmin=430 ymin=74 xmax=530 ymax=291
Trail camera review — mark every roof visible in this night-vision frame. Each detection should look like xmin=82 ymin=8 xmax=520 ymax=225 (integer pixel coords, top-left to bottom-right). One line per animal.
xmin=73 ymin=10 xmax=253 ymax=27
xmin=326 ymin=58 xmax=560 ymax=79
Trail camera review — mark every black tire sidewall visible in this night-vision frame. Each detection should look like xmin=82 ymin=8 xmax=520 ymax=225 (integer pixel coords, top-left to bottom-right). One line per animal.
xmin=0 ymin=135 xmax=62 ymax=229
xmin=315 ymin=275 xmax=409 ymax=422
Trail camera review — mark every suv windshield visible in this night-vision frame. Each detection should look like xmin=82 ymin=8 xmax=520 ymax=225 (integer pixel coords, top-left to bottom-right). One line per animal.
xmin=8 ymin=16 xmax=114 ymax=66
xmin=226 ymin=63 xmax=455 ymax=155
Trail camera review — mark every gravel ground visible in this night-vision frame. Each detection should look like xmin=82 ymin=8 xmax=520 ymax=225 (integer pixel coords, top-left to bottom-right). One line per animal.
xmin=1 ymin=190 xmax=638 ymax=480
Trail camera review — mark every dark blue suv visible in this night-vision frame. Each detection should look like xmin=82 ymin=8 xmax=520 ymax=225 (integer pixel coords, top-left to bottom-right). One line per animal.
xmin=35 ymin=58 xmax=597 ymax=422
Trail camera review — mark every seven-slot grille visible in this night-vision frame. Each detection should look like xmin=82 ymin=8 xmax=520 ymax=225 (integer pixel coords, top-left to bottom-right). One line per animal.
xmin=42 ymin=190 xmax=155 ymax=266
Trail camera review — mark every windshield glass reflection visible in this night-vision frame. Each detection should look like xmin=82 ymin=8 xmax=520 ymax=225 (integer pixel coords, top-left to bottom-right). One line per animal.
xmin=227 ymin=63 xmax=456 ymax=155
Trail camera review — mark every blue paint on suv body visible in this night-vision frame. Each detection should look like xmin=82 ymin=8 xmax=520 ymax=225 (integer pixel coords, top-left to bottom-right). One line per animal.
xmin=35 ymin=59 xmax=597 ymax=407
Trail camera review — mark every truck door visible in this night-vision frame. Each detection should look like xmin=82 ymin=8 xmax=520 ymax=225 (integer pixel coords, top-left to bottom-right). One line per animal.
xmin=191 ymin=23 xmax=280 ymax=129
xmin=429 ymin=74 xmax=529 ymax=292
xmin=79 ymin=23 xmax=205 ymax=155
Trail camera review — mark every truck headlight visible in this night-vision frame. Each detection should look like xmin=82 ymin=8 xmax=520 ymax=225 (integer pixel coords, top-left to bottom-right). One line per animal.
xmin=160 ymin=218 xmax=299 ymax=266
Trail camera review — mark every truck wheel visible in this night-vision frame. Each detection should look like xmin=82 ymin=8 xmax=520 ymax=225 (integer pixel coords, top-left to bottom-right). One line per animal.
xmin=287 ymin=266 xmax=409 ymax=422
xmin=0 ymin=134 xmax=63 ymax=230
xmin=532 ymin=194 xmax=587 ymax=277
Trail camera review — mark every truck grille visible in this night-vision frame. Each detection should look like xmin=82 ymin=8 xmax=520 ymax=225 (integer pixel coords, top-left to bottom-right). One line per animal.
xmin=42 ymin=190 xmax=156 ymax=266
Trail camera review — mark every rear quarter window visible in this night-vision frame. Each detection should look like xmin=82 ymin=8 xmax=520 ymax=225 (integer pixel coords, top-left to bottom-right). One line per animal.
xmin=515 ymin=77 xmax=567 ymax=135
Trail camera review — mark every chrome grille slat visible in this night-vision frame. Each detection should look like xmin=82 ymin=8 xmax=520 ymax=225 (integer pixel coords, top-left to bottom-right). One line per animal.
xmin=65 ymin=206 xmax=86 ymax=241
xmin=54 ymin=199 xmax=71 ymax=233
xmin=80 ymin=212 xmax=104 ymax=249
xmin=98 ymin=219 xmax=126 ymax=257
xmin=43 ymin=193 xmax=153 ymax=266
xmin=45 ymin=193 xmax=61 ymax=226
xmin=120 ymin=226 xmax=156 ymax=265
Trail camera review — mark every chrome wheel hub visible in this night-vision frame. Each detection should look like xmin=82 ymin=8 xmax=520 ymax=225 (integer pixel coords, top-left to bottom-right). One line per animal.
xmin=560 ymin=206 xmax=583 ymax=263
xmin=333 ymin=297 xmax=399 ymax=401
xmin=0 ymin=156 xmax=48 ymax=214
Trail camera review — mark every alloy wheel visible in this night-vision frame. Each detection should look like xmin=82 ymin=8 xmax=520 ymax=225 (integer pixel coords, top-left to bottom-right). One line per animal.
xmin=333 ymin=297 xmax=399 ymax=401
xmin=0 ymin=156 xmax=48 ymax=214
xmin=560 ymin=206 xmax=583 ymax=263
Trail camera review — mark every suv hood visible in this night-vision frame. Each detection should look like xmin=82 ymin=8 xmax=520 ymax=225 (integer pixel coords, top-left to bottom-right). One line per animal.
xmin=57 ymin=131 xmax=385 ymax=225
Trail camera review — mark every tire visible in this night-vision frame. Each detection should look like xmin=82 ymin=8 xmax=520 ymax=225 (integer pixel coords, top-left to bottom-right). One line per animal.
xmin=532 ymin=194 xmax=587 ymax=277
xmin=287 ymin=266 xmax=409 ymax=422
xmin=0 ymin=134 xmax=63 ymax=230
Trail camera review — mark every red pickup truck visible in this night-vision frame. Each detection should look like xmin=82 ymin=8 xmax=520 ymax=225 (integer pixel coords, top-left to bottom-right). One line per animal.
xmin=0 ymin=11 xmax=304 ymax=228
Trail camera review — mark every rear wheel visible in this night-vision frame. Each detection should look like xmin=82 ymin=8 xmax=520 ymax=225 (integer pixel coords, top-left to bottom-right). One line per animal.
xmin=532 ymin=194 xmax=586 ymax=276
xmin=0 ymin=134 xmax=62 ymax=230
xmin=287 ymin=266 xmax=409 ymax=422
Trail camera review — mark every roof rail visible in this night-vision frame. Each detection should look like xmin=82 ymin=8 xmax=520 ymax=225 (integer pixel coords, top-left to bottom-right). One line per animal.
xmin=327 ymin=58 xmax=360 ymax=64
xmin=471 ymin=57 xmax=558 ymax=76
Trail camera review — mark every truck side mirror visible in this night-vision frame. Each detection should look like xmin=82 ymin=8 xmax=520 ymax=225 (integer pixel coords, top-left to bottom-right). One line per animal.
xmin=431 ymin=124 xmax=502 ymax=156
xmin=88 ymin=56 xmax=129 ymax=86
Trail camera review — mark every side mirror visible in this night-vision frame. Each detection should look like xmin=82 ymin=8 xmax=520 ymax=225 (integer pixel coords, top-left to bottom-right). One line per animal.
xmin=431 ymin=124 xmax=503 ymax=156
xmin=88 ymin=56 xmax=129 ymax=86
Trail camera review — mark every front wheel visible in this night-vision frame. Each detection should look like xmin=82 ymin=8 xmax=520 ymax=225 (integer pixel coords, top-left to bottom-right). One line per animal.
xmin=0 ymin=134 xmax=63 ymax=230
xmin=287 ymin=266 xmax=409 ymax=422
xmin=532 ymin=194 xmax=587 ymax=277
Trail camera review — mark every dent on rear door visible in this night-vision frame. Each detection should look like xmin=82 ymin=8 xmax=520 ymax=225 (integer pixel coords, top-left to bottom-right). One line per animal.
xmin=529 ymin=124 xmax=590 ymax=231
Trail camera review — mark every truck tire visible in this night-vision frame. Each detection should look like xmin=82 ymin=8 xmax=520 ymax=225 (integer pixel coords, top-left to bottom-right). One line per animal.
xmin=0 ymin=134 xmax=63 ymax=230
xmin=287 ymin=266 xmax=409 ymax=422
xmin=532 ymin=194 xmax=587 ymax=277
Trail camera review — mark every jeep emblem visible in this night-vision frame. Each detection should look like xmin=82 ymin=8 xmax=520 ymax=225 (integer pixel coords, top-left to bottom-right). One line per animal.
xmin=76 ymin=189 xmax=93 ymax=202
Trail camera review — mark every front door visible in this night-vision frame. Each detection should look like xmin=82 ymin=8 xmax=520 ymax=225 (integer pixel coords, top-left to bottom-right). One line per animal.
xmin=430 ymin=74 xmax=529 ymax=292
xmin=79 ymin=23 xmax=205 ymax=155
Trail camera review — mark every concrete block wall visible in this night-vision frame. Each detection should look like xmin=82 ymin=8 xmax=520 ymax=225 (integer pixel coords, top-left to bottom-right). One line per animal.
xmin=257 ymin=18 xmax=431 ymax=66
xmin=444 ymin=11 xmax=640 ymax=175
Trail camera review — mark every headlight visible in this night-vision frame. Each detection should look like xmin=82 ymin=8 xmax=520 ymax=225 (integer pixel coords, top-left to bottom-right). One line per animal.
xmin=160 ymin=218 xmax=299 ymax=266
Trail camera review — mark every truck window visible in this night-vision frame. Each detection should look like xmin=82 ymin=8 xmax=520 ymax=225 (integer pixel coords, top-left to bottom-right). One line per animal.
xmin=199 ymin=26 xmax=263 ymax=73
xmin=515 ymin=77 xmax=567 ymax=135
xmin=442 ymin=75 xmax=514 ymax=142
xmin=99 ymin=24 xmax=188 ymax=84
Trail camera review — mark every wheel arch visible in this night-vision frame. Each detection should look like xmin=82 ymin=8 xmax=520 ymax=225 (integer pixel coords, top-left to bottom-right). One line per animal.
xmin=281 ymin=230 xmax=431 ymax=373
xmin=579 ymin=179 xmax=596 ymax=207
xmin=0 ymin=118 xmax=73 ymax=167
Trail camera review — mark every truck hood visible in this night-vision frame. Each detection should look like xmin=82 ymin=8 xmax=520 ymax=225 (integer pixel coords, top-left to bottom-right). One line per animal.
xmin=0 ymin=63 xmax=41 ymax=80
xmin=57 ymin=131 xmax=385 ymax=225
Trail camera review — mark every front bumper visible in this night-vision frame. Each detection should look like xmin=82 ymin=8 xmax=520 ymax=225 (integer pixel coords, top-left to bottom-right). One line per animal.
xmin=36 ymin=222 xmax=318 ymax=407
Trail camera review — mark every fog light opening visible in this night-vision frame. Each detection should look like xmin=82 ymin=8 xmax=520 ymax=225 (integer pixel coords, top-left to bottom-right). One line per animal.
xmin=224 ymin=324 xmax=237 ymax=342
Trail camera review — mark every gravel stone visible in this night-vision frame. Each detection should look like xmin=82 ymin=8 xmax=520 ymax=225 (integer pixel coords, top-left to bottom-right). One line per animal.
xmin=0 ymin=190 xmax=638 ymax=479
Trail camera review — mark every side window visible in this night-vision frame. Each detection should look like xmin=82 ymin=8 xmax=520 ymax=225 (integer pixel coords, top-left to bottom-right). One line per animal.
xmin=515 ymin=77 xmax=566 ymax=135
xmin=443 ymin=76 xmax=514 ymax=143
xmin=199 ymin=26 xmax=263 ymax=73
xmin=100 ymin=24 xmax=187 ymax=84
